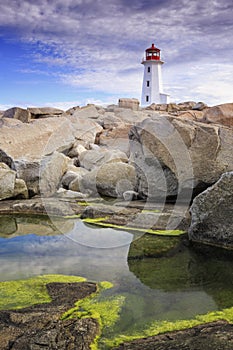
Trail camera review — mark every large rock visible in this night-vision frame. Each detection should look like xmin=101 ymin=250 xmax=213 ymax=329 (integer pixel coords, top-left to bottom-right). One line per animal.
xmin=67 ymin=143 xmax=86 ymax=158
xmin=118 ymin=98 xmax=140 ymax=111
xmin=66 ymin=115 xmax=103 ymax=148
xmin=99 ymin=125 xmax=132 ymax=154
xmin=100 ymin=113 xmax=125 ymax=129
xmin=14 ymin=153 xmax=69 ymax=197
xmin=28 ymin=107 xmax=64 ymax=118
xmin=0 ymin=163 xmax=16 ymax=200
xmin=39 ymin=152 xmax=69 ymax=197
xmin=192 ymin=101 xmax=208 ymax=111
xmin=79 ymin=149 xmax=128 ymax=171
xmin=3 ymin=107 xmax=31 ymax=123
xmin=14 ymin=159 xmax=41 ymax=196
xmin=71 ymin=105 xmax=100 ymax=119
xmin=129 ymin=115 xmax=233 ymax=199
xmin=61 ymin=167 xmax=89 ymax=190
xmin=176 ymin=110 xmax=205 ymax=122
xmin=115 ymin=109 xmax=148 ymax=124
xmin=0 ymin=117 xmax=73 ymax=161
xmin=80 ymin=162 xmax=137 ymax=197
xmin=13 ymin=178 xmax=29 ymax=199
xmin=202 ymin=103 xmax=233 ymax=127
xmin=0 ymin=116 xmax=102 ymax=162
xmin=188 ymin=172 xmax=233 ymax=249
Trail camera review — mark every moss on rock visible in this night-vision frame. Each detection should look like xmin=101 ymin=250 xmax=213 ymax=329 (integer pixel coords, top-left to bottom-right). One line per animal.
xmin=0 ymin=274 xmax=86 ymax=310
xmin=128 ymin=233 xmax=181 ymax=259
xmin=82 ymin=217 xmax=185 ymax=236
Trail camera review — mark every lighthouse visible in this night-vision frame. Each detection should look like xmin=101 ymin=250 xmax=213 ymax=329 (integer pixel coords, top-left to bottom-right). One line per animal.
xmin=141 ymin=43 xmax=170 ymax=106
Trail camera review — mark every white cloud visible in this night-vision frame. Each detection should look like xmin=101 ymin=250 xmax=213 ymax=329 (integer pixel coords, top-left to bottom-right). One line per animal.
xmin=0 ymin=0 xmax=232 ymax=105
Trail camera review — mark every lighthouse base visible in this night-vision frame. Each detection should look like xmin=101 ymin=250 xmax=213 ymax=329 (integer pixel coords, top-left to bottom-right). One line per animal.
xmin=141 ymin=92 xmax=170 ymax=107
xmin=159 ymin=93 xmax=170 ymax=104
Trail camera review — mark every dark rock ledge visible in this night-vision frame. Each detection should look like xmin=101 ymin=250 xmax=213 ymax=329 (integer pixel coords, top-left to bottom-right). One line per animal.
xmin=113 ymin=320 xmax=233 ymax=350
xmin=0 ymin=282 xmax=99 ymax=350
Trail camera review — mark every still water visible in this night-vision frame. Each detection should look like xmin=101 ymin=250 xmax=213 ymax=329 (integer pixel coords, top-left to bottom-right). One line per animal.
xmin=0 ymin=214 xmax=233 ymax=345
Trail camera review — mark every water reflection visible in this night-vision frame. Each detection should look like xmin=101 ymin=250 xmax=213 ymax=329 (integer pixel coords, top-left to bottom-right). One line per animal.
xmin=0 ymin=216 xmax=131 ymax=282
xmin=0 ymin=215 xmax=233 ymax=342
xmin=128 ymin=246 xmax=233 ymax=310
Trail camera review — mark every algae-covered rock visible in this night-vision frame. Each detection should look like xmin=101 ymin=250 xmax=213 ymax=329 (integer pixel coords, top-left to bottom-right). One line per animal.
xmin=128 ymin=234 xmax=181 ymax=259
xmin=0 ymin=216 xmax=17 ymax=236
xmin=0 ymin=276 xmax=99 ymax=350
xmin=113 ymin=321 xmax=233 ymax=350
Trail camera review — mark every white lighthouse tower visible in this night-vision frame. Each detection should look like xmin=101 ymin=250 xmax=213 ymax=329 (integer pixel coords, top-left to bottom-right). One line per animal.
xmin=141 ymin=43 xmax=170 ymax=106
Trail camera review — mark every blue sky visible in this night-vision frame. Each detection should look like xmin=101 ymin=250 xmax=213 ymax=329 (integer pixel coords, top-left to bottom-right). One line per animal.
xmin=0 ymin=0 xmax=233 ymax=110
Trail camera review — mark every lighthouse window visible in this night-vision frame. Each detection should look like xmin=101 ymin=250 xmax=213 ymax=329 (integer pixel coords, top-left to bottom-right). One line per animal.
xmin=147 ymin=67 xmax=150 ymax=73
xmin=146 ymin=95 xmax=149 ymax=102
xmin=147 ymin=81 xmax=150 ymax=87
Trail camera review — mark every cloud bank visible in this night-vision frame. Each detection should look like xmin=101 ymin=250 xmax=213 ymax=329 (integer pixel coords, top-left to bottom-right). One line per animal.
xmin=0 ymin=0 xmax=232 ymax=106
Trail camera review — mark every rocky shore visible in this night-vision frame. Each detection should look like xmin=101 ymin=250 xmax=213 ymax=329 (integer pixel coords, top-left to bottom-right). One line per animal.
xmin=0 ymin=281 xmax=98 ymax=350
xmin=0 ymin=99 xmax=232 ymax=247
xmin=0 ymin=98 xmax=233 ymax=349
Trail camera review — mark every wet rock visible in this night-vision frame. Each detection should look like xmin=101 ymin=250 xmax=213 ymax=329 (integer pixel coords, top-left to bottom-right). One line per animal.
xmin=188 ymin=171 xmax=233 ymax=249
xmin=0 ymin=197 xmax=82 ymax=217
xmin=113 ymin=321 xmax=233 ymax=350
xmin=0 ymin=216 xmax=17 ymax=236
xmin=128 ymin=233 xmax=181 ymax=259
xmin=0 ymin=282 xmax=99 ymax=350
xmin=80 ymin=203 xmax=137 ymax=220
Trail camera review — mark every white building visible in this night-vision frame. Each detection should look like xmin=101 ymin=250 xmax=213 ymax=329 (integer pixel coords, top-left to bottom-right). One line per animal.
xmin=141 ymin=43 xmax=170 ymax=106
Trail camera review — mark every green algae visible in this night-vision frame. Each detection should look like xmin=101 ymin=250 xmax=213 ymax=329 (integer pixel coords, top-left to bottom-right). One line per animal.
xmin=64 ymin=214 xmax=81 ymax=219
xmin=77 ymin=201 xmax=91 ymax=206
xmin=1 ymin=274 xmax=233 ymax=350
xmin=82 ymin=217 xmax=185 ymax=236
xmin=0 ymin=274 xmax=86 ymax=310
xmin=103 ymin=306 xmax=233 ymax=348
xmin=62 ymin=280 xmax=125 ymax=350
xmin=142 ymin=209 xmax=161 ymax=213
xmin=128 ymin=233 xmax=181 ymax=259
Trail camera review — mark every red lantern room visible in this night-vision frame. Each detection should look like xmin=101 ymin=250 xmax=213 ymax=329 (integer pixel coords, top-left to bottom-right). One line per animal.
xmin=145 ymin=43 xmax=161 ymax=61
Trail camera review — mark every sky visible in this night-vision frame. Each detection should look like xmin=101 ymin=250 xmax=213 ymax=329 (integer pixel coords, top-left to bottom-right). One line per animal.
xmin=0 ymin=0 xmax=233 ymax=110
